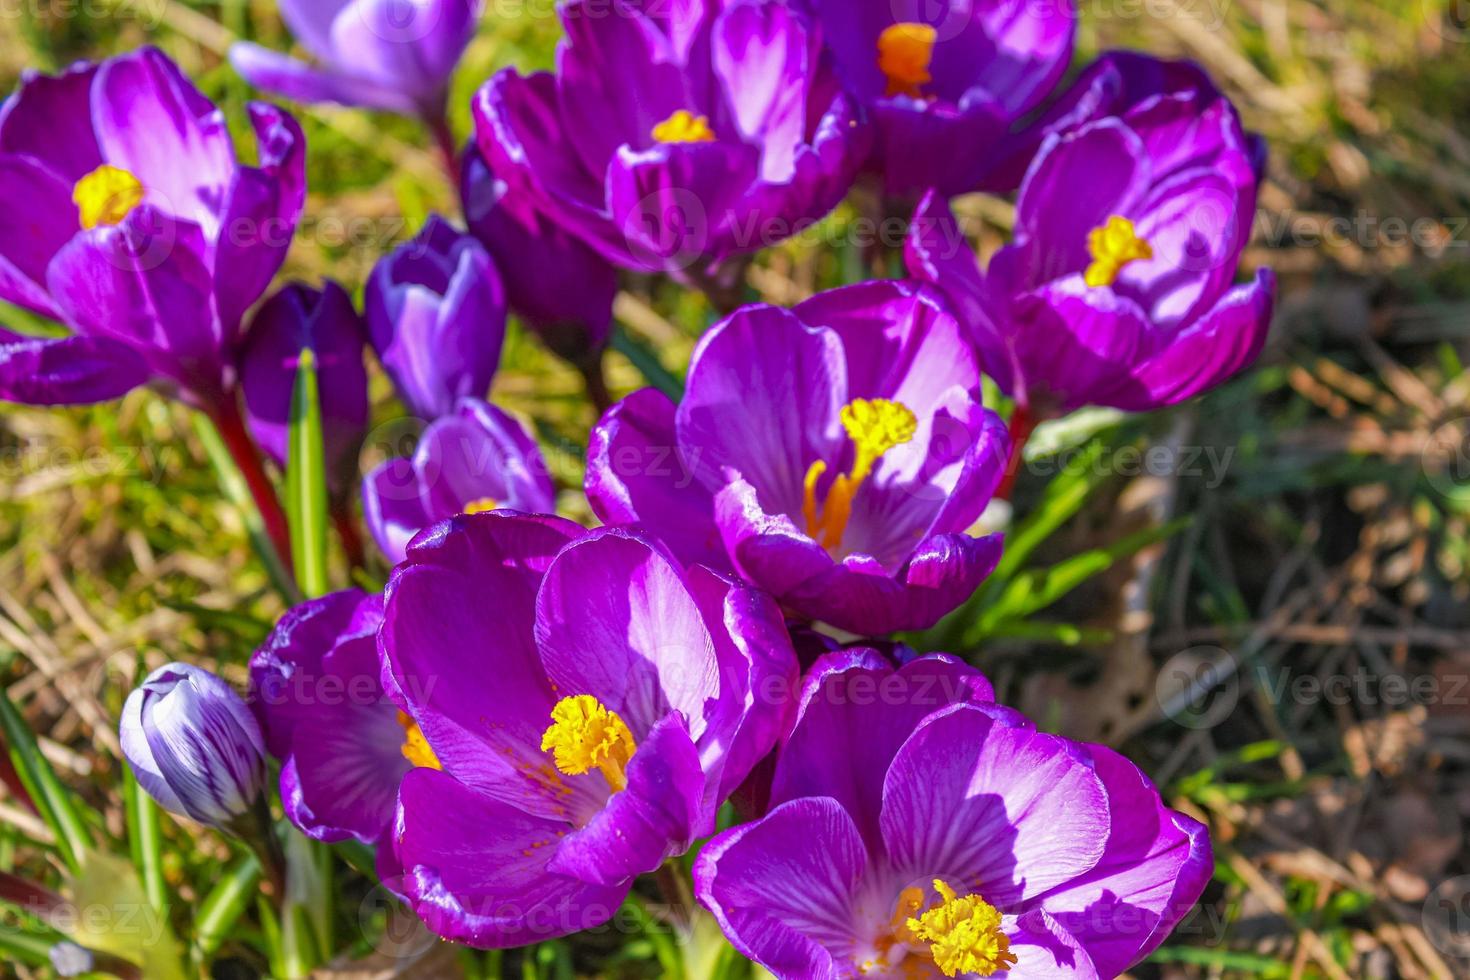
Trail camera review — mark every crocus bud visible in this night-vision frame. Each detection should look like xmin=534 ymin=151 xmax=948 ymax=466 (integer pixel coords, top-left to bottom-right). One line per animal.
xmin=119 ymin=663 xmax=267 ymax=829
xmin=239 ymin=281 xmax=370 ymax=499
xmin=461 ymin=145 xmax=616 ymax=365
xmin=366 ymin=215 xmax=506 ymax=420
xmin=230 ymin=0 xmax=482 ymax=119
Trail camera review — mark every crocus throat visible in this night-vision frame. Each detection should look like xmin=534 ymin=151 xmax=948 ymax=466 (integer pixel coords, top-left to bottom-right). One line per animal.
xmin=73 ymin=164 xmax=144 ymax=230
xmin=1084 ymin=215 xmax=1153 ymax=288
xmin=878 ymin=23 xmax=937 ymax=98
xmin=463 ymin=497 xmax=499 ymax=515
xmin=540 ymin=695 xmax=636 ymax=793
xmin=652 ymin=110 xmax=716 ymax=144
xmin=397 ymin=711 xmax=442 ymax=770
xmin=803 ymin=398 xmax=917 ymax=550
xmin=904 ymin=880 xmax=1017 ymax=978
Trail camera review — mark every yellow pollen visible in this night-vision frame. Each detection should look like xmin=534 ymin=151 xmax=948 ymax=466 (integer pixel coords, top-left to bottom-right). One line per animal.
xmin=652 ymin=109 xmax=716 ymax=144
xmin=905 ymin=880 xmax=1017 ymax=978
xmin=396 ymin=711 xmax=442 ymax=770
xmin=802 ymin=398 xmax=917 ymax=550
xmin=878 ymin=23 xmax=937 ymax=99
xmin=539 ymin=695 xmax=636 ymax=792
xmin=463 ymin=496 xmax=499 ymax=515
xmin=72 ymin=164 xmax=144 ymax=230
xmin=1084 ymin=215 xmax=1153 ymax=288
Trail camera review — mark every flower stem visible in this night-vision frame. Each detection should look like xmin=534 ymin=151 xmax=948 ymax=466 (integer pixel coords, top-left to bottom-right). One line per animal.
xmin=331 ymin=501 xmax=365 ymax=571
xmin=996 ymin=403 xmax=1039 ymax=502
xmin=579 ymin=352 xmax=614 ymax=416
xmin=651 ymin=862 xmax=694 ymax=938
xmin=424 ymin=105 xmax=461 ymax=189
xmin=209 ymin=399 xmax=294 ymax=575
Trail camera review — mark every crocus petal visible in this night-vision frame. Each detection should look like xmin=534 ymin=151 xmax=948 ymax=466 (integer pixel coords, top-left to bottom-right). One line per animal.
xmin=279 ymin=648 xmax=407 ymax=843
xmin=92 ymin=47 xmax=237 ymax=236
xmin=1005 ymin=908 xmax=1101 ymax=979
xmin=0 ymin=155 xmax=77 ymax=317
xmin=870 ymin=98 xmax=1011 ymax=197
xmin=879 ymin=703 xmax=1110 ymax=908
xmin=683 ymin=564 xmax=800 ymax=808
xmin=381 ymin=512 xmax=598 ymax=817
xmin=904 ymin=191 xmax=988 ymax=334
xmin=1125 ymin=268 xmax=1275 ymax=411
xmin=0 ymin=62 xmax=103 ymax=181
xmin=327 ymin=0 xmax=474 ymax=109
xmin=239 ymin=280 xmax=368 ymax=496
xmin=679 ymin=304 xmax=845 ymax=519
xmin=46 ymin=207 xmax=224 ymax=402
xmin=1035 ymin=745 xmax=1213 ymax=976
xmin=228 ymin=43 xmax=418 ymax=114
xmin=605 ymin=140 xmax=760 ymax=272
xmin=547 ymin=712 xmax=705 ymax=886
xmin=535 ymin=528 xmax=720 ymax=740
xmin=710 ymin=0 xmax=810 ymax=183
xmin=415 ymin=400 xmax=554 ymax=520
xmin=586 ymin=388 xmax=725 ymax=571
xmin=277 ymin=0 xmax=355 ymax=58
xmin=461 ymin=146 xmax=616 ymax=352
xmin=769 ymin=650 xmax=994 ymax=852
xmin=557 ymin=0 xmax=694 ymax=174
xmin=694 ymin=797 xmax=869 ymax=980
xmin=1015 ymin=119 xmax=1151 ymax=283
xmin=1008 ymin=276 xmax=1156 ymax=412
xmin=214 ymin=103 xmax=307 ymax=334
xmin=249 ymin=589 xmax=369 ymax=758
xmin=362 ymin=457 xmax=433 ymax=565
xmin=0 ymin=329 xmax=148 ymax=406
xmin=392 ymin=767 xmax=629 ymax=948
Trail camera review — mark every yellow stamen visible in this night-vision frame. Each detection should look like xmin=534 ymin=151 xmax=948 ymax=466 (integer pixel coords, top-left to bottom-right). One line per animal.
xmin=396 ymin=711 xmax=442 ymax=770
xmin=72 ymin=164 xmax=144 ymax=230
xmin=463 ymin=496 xmax=499 ymax=515
xmin=540 ymin=695 xmax=636 ymax=793
xmin=1084 ymin=215 xmax=1153 ymax=288
xmin=652 ymin=109 xmax=716 ymax=144
xmin=905 ymin=880 xmax=1017 ymax=978
xmin=878 ymin=23 xmax=937 ymax=99
xmin=802 ymin=398 xmax=917 ymax=550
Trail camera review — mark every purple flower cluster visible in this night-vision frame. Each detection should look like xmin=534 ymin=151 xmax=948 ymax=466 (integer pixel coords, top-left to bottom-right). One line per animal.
xmin=79 ymin=0 xmax=1282 ymax=973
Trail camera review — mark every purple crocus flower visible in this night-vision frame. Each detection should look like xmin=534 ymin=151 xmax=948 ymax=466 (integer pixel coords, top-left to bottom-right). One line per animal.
xmin=378 ymin=512 xmax=798 ymax=947
xmin=473 ymin=0 xmax=871 ymax=276
xmin=0 ymin=47 xmax=305 ymax=408
xmin=586 ymin=280 xmax=1008 ymax=636
xmin=696 ymin=650 xmax=1213 ymax=979
xmin=795 ymin=0 xmax=1074 ymax=197
xmin=229 ymin=0 xmax=481 ymax=118
xmin=366 ymin=214 xmax=506 ymax=420
xmin=906 ymin=53 xmax=1274 ymax=416
xmin=462 ymin=144 xmax=617 ymax=364
xmin=239 ymin=281 xmax=370 ymax=499
xmin=120 ymin=662 xmax=268 ymax=829
xmin=361 ymin=397 xmax=555 ymax=564
xmin=250 ymin=590 xmax=412 ymax=844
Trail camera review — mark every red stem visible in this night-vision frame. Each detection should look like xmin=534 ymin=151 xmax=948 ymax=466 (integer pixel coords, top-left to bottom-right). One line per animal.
xmin=425 ymin=109 xmax=461 ymax=189
xmin=579 ymin=353 xmax=614 ymax=416
xmin=211 ymin=399 xmax=294 ymax=573
xmin=332 ymin=502 xmax=365 ymax=571
xmin=996 ymin=404 xmax=1039 ymax=502
xmin=0 ymin=749 xmax=36 ymax=813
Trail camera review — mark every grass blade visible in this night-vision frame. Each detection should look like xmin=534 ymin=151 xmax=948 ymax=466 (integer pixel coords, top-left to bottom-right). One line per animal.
xmin=123 ymin=767 xmax=166 ymax=914
xmin=286 ymin=348 xmax=330 ymax=599
xmin=0 ymin=687 xmax=89 ymax=874
xmin=193 ymin=854 xmax=261 ymax=960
